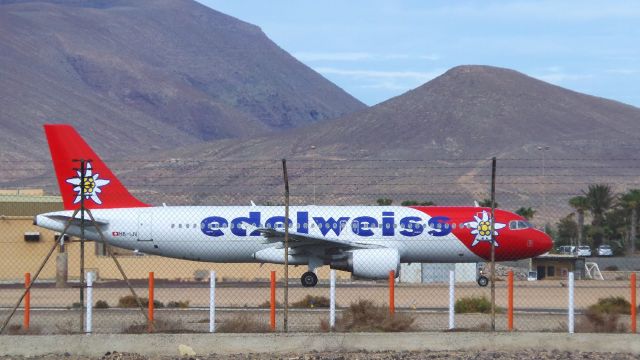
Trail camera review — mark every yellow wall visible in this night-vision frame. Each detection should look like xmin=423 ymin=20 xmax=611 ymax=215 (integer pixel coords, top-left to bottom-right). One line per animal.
xmin=0 ymin=218 xmax=347 ymax=282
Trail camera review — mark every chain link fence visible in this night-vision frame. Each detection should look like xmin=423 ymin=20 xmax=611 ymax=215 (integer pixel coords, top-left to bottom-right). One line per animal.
xmin=0 ymin=158 xmax=638 ymax=334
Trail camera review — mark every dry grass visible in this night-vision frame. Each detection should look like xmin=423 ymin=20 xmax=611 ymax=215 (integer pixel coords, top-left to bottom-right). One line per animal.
xmin=118 ymin=295 xmax=164 ymax=308
xmin=216 ymin=314 xmax=271 ymax=333
xmin=291 ymin=295 xmax=330 ymax=308
xmin=166 ymin=300 xmax=190 ymax=308
xmin=320 ymin=300 xmax=415 ymax=332
xmin=5 ymin=324 xmax=42 ymax=335
xmin=122 ymin=319 xmax=197 ymax=334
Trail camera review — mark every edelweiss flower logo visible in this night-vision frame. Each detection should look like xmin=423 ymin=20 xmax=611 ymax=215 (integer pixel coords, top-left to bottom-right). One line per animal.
xmin=65 ymin=163 xmax=110 ymax=204
xmin=463 ymin=210 xmax=506 ymax=247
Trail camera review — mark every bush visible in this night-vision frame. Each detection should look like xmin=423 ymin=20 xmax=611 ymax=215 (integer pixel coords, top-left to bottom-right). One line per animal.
xmin=216 ymin=314 xmax=271 ymax=333
xmin=291 ymin=295 xmax=330 ymax=308
xmin=576 ymin=297 xmax=631 ymax=333
xmin=166 ymin=300 xmax=190 ymax=309
xmin=258 ymin=300 xmax=282 ymax=308
xmin=123 ymin=319 xmax=197 ymax=334
xmin=455 ymin=296 xmax=492 ymax=314
xmin=95 ymin=300 xmax=109 ymax=309
xmin=118 ymin=295 xmax=164 ymax=308
xmin=589 ymin=297 xmax=631 ymax=315
xmin=320 ymin=300 xmax=414 ymax=332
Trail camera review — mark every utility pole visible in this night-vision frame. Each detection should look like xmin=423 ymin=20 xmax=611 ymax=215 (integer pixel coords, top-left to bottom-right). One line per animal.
xmin=282 ymin=159 xmax=290 ymax=332
xmin=490 ymin=157 xmax=497 ymax=332
xmin=73 ymin=158 xmax=88 ymax=332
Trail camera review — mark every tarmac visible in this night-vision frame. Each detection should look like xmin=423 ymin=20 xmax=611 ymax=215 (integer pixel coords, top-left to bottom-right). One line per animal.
xmin=1 ymin=332 xmax=640 ymax=357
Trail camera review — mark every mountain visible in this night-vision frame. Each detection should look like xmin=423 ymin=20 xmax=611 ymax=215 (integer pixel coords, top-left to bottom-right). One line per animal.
xmin=0 ymin=0 xmax=365 ymax=161
xmin=120 ymin=65 xmax=640 ymax=211
xmin=168 ymin=65 xmax=640 ymax=161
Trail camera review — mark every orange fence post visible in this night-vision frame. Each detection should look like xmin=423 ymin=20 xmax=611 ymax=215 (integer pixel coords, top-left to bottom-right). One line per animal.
xmin=389 ymin=270 xmax=395 ymax=315
xmin=631 ymin=273 xmax=637 ymax=334
xmin=24 ymin=272 xmax=30 ymax=330
xmin=507 ymin=270 xmax=514 ymax=331
xmin=148 ymin=271 xmax=154 ymax=332
xmin=270 ymin=271 xmax=276 ymax=331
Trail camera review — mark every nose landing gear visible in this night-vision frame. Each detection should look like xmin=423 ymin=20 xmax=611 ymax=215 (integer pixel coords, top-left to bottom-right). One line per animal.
xmin=477 ymin=275 xmax=489 ymax=287
xmin=301 ymin=271 xmax=318 ymax=287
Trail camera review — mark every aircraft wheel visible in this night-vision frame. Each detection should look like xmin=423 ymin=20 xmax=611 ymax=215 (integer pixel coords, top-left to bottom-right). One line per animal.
xmin=477 ymin=275 xmax=489 ymax=287
xmin=301 ymin=271 xmax=318 ymax=287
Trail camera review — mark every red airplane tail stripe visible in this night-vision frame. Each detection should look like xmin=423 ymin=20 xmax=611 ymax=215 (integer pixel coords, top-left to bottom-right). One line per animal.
xmin=44 ymin=124 xmax=150 ymax=210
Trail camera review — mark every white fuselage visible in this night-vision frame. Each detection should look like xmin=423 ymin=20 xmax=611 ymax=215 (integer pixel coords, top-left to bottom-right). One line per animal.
xmin=36 ymin=206 xmax=482 ymax=264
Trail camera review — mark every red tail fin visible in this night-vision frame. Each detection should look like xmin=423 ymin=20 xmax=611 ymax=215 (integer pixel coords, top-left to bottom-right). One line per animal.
xmin=44 ymin=124 xmax=149 ymax=210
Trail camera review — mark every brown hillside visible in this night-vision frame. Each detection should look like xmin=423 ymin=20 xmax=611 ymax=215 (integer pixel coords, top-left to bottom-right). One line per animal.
xmin=0 ymin=0 xmax=365 ymax=161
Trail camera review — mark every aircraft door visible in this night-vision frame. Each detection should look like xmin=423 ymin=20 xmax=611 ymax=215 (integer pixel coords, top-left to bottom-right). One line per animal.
xmin=340 ymin=219 xmax=348 ymax=234
xmin=352 ymin=220 xmax=359 ymax=235
xmin=137 ymin=211 xmax=153 ymax=241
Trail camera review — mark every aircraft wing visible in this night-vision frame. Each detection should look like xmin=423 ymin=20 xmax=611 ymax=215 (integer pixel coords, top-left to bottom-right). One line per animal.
xmin=241 ymin=222 xmax=381 ymax=250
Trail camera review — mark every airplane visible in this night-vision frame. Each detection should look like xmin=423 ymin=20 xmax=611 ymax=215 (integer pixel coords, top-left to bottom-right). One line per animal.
xmin=35 ymin=124 xmax=553 ymax=287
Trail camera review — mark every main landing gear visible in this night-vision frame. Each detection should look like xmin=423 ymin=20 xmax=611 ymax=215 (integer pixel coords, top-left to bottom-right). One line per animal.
xmin=301 ymin=271 xmax=318 ymax=287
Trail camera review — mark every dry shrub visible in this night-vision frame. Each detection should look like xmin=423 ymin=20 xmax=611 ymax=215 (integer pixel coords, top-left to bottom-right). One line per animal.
xmin=216 ymin=314 xmax=271 ymax=333
xmin=258 ymin=300 xmax=282 ymax=308
xmin=455 ymin=296 xmax=492 ymax=314
xmin=122 ymin=319 xmax=197 ymax=334
xmin=291 ymin=295 xmax=330 ymax=308
xmin=6 ymin=324 xmax=42 ymax=335
xmin=118 ymin=295 xmax=164 ymax=308
xmin=320 ymin=300 xmax=414 ymax=332
xmin=166 ymin=300 xmax=190 ymax=308
xmin=95 ymin=300 xmax=109 ymax=309
xmin=576 ymin=297 xmax=631 ymax=333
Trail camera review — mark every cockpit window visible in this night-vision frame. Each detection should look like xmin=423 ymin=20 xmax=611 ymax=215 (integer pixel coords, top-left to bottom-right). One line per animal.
xmin=509 ymin=220 xmax=532 ymax=230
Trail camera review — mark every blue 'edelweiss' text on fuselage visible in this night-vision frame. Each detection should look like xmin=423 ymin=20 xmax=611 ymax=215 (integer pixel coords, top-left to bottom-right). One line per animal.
xmin=200 ymin=211 xmax=452 ymax=238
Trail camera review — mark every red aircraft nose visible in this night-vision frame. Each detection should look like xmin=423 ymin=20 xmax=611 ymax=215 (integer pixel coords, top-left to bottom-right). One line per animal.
xmin=532 ymin=230 xmax=554 ymax=256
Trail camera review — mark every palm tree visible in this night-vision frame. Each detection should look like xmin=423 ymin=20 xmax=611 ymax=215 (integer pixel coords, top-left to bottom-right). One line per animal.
xmin=478 ymin=199 xmax=498 ymax=208
xmin=515 ymin=207 xmax=536 ymax=220
xmin=583 ymin=184 xmax=615 ymax=248
xmin=569 ymin=196 xmax=589 ymax=247
xmin=619 ymin=189 xmax=640 ymax=254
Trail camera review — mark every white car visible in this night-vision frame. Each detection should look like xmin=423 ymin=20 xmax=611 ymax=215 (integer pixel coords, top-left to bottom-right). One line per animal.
xmin=597 ymin=244 xmax=613 ymax=256
xmin=577 ymin=245 xmax=591 ymax=257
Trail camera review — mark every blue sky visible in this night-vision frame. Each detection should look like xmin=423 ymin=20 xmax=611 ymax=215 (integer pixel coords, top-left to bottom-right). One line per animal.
xmin=196 ymin=1 xmax=640 ymax=107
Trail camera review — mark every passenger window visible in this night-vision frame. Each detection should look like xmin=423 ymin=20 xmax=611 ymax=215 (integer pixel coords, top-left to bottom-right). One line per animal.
xmin=171 ymin=224 xmax=175 ymax=229
xmin=178 ymin=224 xmax=182 ymax=229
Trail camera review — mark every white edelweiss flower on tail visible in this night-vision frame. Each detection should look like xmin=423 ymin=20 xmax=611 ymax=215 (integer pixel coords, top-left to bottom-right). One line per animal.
xmin=65 ymin=162 xmax=110 ymax=205
xmin=463 ymin=210 xmax=506 ymax=247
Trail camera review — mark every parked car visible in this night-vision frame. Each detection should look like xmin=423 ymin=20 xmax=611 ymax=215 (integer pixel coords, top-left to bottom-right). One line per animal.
xmin=597 ymin=244 xmax=613 ymax=256
xmin=577 ymin=245 xmax=592 ymax=257
xmin=557 ymin=245 xmax=576 ymax=255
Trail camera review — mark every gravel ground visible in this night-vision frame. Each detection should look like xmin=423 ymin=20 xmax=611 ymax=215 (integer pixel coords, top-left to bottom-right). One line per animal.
xmin=2 ymin=350 xmax=639 ymax=360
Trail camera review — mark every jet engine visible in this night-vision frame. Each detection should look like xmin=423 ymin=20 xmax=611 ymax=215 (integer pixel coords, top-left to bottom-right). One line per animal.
xmin=330 ymin=248 xmax=400 ymax=279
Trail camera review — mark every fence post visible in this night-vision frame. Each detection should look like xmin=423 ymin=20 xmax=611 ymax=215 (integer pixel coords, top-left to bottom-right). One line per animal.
xmin=568 ymin=272 xmax=574 ymax=334
xmin=148 ymin=271 xmax=154 ymax=333
xmin=389 ymin=270 xmax=395 ymax=315
xmin=508 ymin=270 xmax=514 ymax=331
xmin=24 ymin=272 xmax=30 ymax=331
xmin=448 ymin=270 xmax=455 ymax=330
xmin=209 ymin=271 xmax=216 ymax=333
xmin=330 ymin=270 xmax=336 ymax=330
xmin=270 ymin=271 xmax=276 ymax=331
xmin=631 ymin=272 xmax=637 ymax=334
xmin=85 ymin=271 xmax=93 ymax=334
